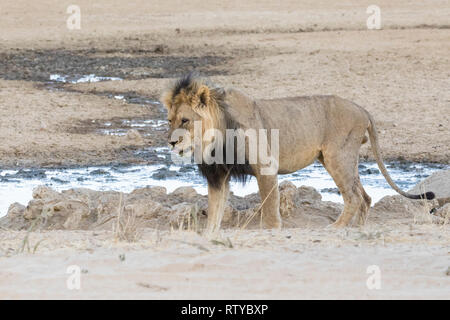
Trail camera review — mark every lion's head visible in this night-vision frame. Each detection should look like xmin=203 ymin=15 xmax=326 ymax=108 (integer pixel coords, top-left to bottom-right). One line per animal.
xmin=160 ymin=73 xmax=253 ymax=188
xmin=161 ymin=73 xmax=227 ymax=156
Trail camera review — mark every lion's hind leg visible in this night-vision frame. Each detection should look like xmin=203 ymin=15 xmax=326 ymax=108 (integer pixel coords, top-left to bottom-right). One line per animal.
xmin=327 ymin=166 xmax=363 ymax=227
xmin=346 ymin=164 xmax=372 ymax=226
xmin=320 ymin=133 xmax=369 ymax=227
xmin=355 ymin=174 xmax=371 ymax=226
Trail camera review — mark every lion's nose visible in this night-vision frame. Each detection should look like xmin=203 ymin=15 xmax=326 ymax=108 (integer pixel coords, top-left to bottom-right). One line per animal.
xmin=169 ymin=141 xmax=177 ymax=148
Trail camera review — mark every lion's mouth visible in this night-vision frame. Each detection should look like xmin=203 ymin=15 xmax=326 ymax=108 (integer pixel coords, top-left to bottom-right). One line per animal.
xmin=171 ymin=145 xmax=193 ymax=157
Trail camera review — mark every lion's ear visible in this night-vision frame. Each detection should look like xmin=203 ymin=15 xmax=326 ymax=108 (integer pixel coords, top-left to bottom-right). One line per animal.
xmin=160 ymin=90 xmax=173 ymax=110
xmin=196 ymin=85 xmax=211 ymax=106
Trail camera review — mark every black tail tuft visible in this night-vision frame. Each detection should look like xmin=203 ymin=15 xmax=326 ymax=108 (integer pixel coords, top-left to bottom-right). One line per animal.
xmin=409 ymin=191 xmax=435 ymax=200
xmin=424 ymin=191 xmax=435 ymax=200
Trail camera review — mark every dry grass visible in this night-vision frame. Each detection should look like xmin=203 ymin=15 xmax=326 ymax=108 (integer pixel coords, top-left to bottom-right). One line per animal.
xmin=16 ymin=216 xmax=45 ymax=254
xmin=112 ymin=193 xmax=142 ymax=242
xmin=441 ymin=206 xmax=450 ymax=225
xmin=240 ymin=181 xmax=278 ymax=230
xmin=171 ymin=203 xmax=202 ymax=233
xmin=413 ymin=185 xmax=441 ymax=225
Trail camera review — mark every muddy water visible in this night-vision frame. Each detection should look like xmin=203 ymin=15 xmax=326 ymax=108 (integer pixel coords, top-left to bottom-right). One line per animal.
xmin=0 ymin=157 xmax=446 ymax=217
xmin=0 ymin=48 xmax=229 ymax=82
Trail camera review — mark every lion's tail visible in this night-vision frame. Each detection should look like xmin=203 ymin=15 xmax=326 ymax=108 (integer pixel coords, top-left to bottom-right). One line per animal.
xmin=366 ymin=114 xmax=435 ymax=200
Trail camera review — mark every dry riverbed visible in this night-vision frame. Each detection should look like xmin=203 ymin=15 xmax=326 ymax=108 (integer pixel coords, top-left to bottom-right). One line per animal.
xmin=0 ymin=0 xmax=449 ymax=299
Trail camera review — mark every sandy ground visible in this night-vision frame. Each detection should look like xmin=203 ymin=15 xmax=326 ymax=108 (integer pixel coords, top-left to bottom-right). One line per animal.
xmin=0 ymin=181 xmax=449 ymax=299
xmin=0 ymin=0 xmax=449 ymax=300
xmin=0 ymin=0 xmax=448 ymax=166
xmin=0 ymin=224 xmax=449 ymax=299
xmin=0 ymin=80 xmax=158 ymax=167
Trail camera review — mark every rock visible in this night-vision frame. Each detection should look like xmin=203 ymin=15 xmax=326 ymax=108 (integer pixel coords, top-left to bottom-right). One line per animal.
xmin=95 ymin=192 xmax=122 ymax=217
xmin=228 ymin=192 xmax=260 ymax=211
xmin=64 ymin=207 xmax=92 ymax=230
xmin=32 ymin=185 xmax=61 ymax=200
xmin=10 ymin=178 xmax=443 ymax=231
xmin=169 ymin=202 xmax=197 ymax=229
xmin=222 ymin=206 xmax=236 ymax=224
xmin=41 ymin=200 xmax=91 ymax=229
xmin=361 ymin=168 xmax=380 ymax=175
xmin=226 ymin=183 xmax=340 ymax=228
xmin=433 ymin=203 xmax=450 ymax=222
xmin=279 ymin=181 xmax=297 ymax=217
xmin=296 ymin=185 xmax=322 ymax=204
xmin=371 ymin=195 xmax=441 ymax=225
xmin=89 ymin=169 xmax=110 ymax=176
xmin=129 ymin=186 xmax=167 ymax=202
xmin=437 ymin=197 xmax=450 ymax=207
xmin=6 ymin=202 xmax=26 ymax=218
xmin=23 ymin=199 xmax=45 ymax=220
xmin=279 ymin=183 xmax=341 ymax=227
xmin=289 ymin=201 xmax=342 ymax=227
xmin=124 ymin=199 xmax=164 ymax=220
xmin=0 ymin=203 xmax=28 ymax=230
xmin=171 ymin=186 xmax=198 ymax=200
xmin=373 ymin=195 xmax=424 ymax=216
xmin=409 ymin=169 xmax=450 ymax=200
xmin=13 ymin=169 xmax=46 ymax=179
xmin=50 ymin=177 xmax=69 ymax=184
xmin=151 ymin=167 xmax=181 ymax=180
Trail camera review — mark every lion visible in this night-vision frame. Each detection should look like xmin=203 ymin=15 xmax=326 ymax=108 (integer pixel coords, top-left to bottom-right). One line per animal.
xmin=161 ymin=73 xmax=434 ymax=234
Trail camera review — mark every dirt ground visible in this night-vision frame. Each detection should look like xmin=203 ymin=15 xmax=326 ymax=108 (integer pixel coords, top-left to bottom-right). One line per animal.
xmin=0 ymin=0 xmax=449 ymax=300
xmin=0 ymin=224 xmax=449 ymax=299
xmin=0 ymin=0 xmax=449 ymax=167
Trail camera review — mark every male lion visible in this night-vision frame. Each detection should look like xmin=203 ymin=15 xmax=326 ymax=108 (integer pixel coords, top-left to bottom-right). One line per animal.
xmin=161 ymin=74 xmax=434 ymax=234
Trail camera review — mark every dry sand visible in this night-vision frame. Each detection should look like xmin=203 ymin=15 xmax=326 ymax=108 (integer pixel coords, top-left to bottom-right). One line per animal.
xmin=0 ymin=0 xmax=449 ymax=299
xmin=1 ymin=225 xmax=449 ymax=299
xmin=0 ymin=181 xmax=449 ymax=300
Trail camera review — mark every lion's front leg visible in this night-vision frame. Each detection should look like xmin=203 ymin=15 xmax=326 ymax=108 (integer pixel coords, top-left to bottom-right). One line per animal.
xmin=256 ymin=174 xmax=282 ymax=229
xmin=204 ymin=178 xmax=230 ymax=236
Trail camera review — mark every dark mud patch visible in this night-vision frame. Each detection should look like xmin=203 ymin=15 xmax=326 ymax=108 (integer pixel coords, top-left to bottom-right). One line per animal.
xmin=96 ymin=91 xmax=164 ymax=108
xmin=0 ymin=169 xmax=47 ymax=182
xmin=56 ymin=88 xmax=165 ymax=110
xmin=70 ymin=115 xmax=167 ymax=144
xmin=36 ymin=86 xmax=171 ymax=168
xmin=65 ymin=89 xmax=169 ymax=149
xmin=0 ymin=48 xmax=229 ymax=82
xmin=387 ymin=160 xmax=447 ymax=170
xmin=192 ymin=23 xmax=450 ymax=37
xmin=151 ymin=163 xmax=198 ymax=180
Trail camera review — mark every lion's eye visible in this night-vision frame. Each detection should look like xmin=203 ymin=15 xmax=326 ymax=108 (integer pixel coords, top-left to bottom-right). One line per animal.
xmin=181 ymin=118 xmax=189 ymax=124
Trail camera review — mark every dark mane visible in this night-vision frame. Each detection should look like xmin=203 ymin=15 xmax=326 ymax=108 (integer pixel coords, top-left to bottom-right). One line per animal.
xmin=169 ymin=72 xmax=226 ymax=106
xmin=172 ymin=72 xmax=196 ymax=99
xmin=197 ymin=145 xmax=254 ymax=189
xmin=169 ymin=73 xmax=254 ymax=189
xmin=197 ymin=89 xmax=254 ymax=189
